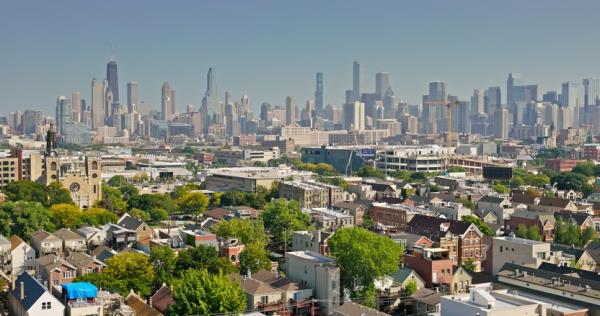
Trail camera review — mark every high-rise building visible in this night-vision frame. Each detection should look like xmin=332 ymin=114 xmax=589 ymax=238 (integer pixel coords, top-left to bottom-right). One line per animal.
xmin=21 ymin=110 xmax=43 ymax=135
xmin=493 ymin=108 xmax=509 ymax=139
xmin=484 ymin=86 xmax=502 ymax=116
xmin=343 ymin=101 xmax=365 ymax=131
xmin=583 ymin=78 xmax=600 ymax=107
xmin=106 ymin=60 xmax=119 ymax=103
xmin=286 ymin=96 xmax=296 ymax=125
xmin=202 ymin=67 xmax=220 ymax=129
xmin=315 ymin=72 xmax=324 ymax=112
xmin=542 ymin=91 xmax=558 ymax=104
xmin=161 ymin=82 xmax=174 ymax=121
xmin=470 ymin=89 xmax=484 ymax=115
xmin=55 ymin=96 xmax=72 ymax=135
xmin=375 ymin=72 xmax=390 ymax=100
xmin=104 ymin=83 xmax=113 ymax=121
xmin=127 ymin=81 xmax=138 ymax=113
xmin=353 ymin=61 xmax=361 ymax=102
xmin=72 ymin=92 xmax=81 ymax=123
xmin=561 ymin=81 xmax=583 ymax=107
xmin=91 ymin=78 xmax=106 ymax=130
xmin=241 ymin=95 xmax=250 ymax=115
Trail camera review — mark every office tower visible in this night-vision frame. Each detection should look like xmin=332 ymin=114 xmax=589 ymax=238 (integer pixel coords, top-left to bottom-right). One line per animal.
xmin=55 ymin=96 xmax=72 ymax=135
xmin=91 ymin=78 xmax=106 ymax=130
xmin=506 ymin=73 xmax=520 ymax=109
xmin=225 ymin=102 xmax=239 ymax=137
xmin=375 ymin=72 xmax=390 ymax=100
xmin=21 ymin=110 xmax=42 ymax=135
xmin=454 ymin=100 xmax=471 ymax=134
xmin=161 ymin=82 xmax=174 ymax=121
xmin=286 ymin=96 xmax=296 ymax=125
xmin=71 ymin=92 xmax=81 ymax=123
xmin=127 ymin=81 xmax=138 ymax=113
xmin=543 ymin=91 xmax=558 ymax=104
xmin=343 ymin=101 xmax=365 ymax=131
xmin=260 ymin=102 xmax=271 ymax=122
xmin=383 ymin=93 xmax=397 ymax=119
xmin=558 ymin=106 xmax=574 ymax=130
xmin=507 ymin=73 xmax=537 ymax=109
xmin=584 ymin=78 xmax=600 ymax=107
xmin=544 ymin=103 xmax=559 ymax=126
xmin=493 ymin=108 xmax=509 ymax=139
xmin=241 ymin=95 xmax=250 ymax=115
xmin=484 ymin=86 xmax=502 ymax=116
xmin=301 ymin=99 xmax=314 ymax=127
xmin=352 ymin=61 xmax=361 ymax=102
xmin=427 ymin=81 xmax=447 ymax=130
xmin=106 ymin=59 xmax=119 ymax=103
xmin=202 ymin=68 xmax=220 ymax=128
xmin=315 ymin=72 xmax=324 ymax=112
xmin=104 ymin=86 xmax=113 ymax=122
xmin=470 ymin=89 xmax=484 ymax=114
xmin=561 ymin=81 xmax=583 ymax=107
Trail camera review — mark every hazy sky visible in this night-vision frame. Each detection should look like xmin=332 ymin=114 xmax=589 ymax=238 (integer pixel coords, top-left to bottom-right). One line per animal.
xmin=1 ymin=0 xmax=599 ymax=115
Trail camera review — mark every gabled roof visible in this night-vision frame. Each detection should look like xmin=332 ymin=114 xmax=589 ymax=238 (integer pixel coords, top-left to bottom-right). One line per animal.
xmin=0 ymin=235 xmax=10 ymax=246
xmin=239 ymin=277 xmax=280 ymax=295
xmin=118 ymin=214 xmax=146 ymax=230
xmin=37 ymin=254 xmax=76 ymax=271
xmin=390 ymin=267 xmax=423 ymax=284
xmin=407 ymin=214 xmax=478 ymax=240
xmin=555 ymin=211 xmax=591 ymax=227
xmin=55 ymin=228 xmax=85 ymax=241
xmin=10 ymin=235 xmax=26 ymax=250
xmin=126 ymin=291 xmax=163 ymax=316
xmin=67 ymin=252 xmax=104 ymax=269
xmin=477 ymin=195 xmax=507 ymax=204
xmin=151 ymin=284 xmax=174 ymax=313
xmin=12 ymin=272 xmax=53 ymax=311
xmin=510 ymin=194 xmax=537 ymax=205
xmin=91 ymin=245 xmax=117 ymax=263
xmin=31 ymin=230 xmax=60 ymax=243
xmin=410 ymin=288 xmax=442 ymax=306
xmin=538 ymin=197 xmax=573 ymax=208
xmin=334 ymin=301 xmax=389 ymax=316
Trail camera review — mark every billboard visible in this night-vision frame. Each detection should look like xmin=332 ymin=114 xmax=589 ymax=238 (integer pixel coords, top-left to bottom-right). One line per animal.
xmin=482 ymin=166 xmax=513 ymax=180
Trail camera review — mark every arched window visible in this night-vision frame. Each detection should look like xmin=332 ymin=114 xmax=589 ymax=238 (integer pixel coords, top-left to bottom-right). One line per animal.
xmin=91 ymin=161 xmax=98 ymax=169
xmin=50 ymin=161 xmax=57 ymax=171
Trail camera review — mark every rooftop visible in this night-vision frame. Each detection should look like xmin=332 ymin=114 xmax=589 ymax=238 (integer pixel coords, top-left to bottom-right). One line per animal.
xmin=286 ymin=250 xmax=335 ymax=264
xmin=494 ymin=236 xmax=548 ymax=246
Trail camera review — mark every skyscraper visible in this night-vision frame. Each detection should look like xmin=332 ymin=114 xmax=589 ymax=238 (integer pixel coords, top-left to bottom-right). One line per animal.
xmin=127 ymin=81 xmax=138 ymax=113
xmin=55 ymin=96 xmax=72 ymax=135
xmin=106 ymin=59 xmax=119 ymax=103
xmin=315 ymin=72 xmax=324 ymax=112
xmin=353 ymin=61 xmax=361 ymax=102
xmin=583 ymin=78 xmax=600 ymax=107
xmin=72 ymin=92 xmax=81 ymax=123
xmin=286 ymin=96 xmax=296 ymax=125
xmin=493 ymin=108 xmax=509 ymax=139
xmin=375 ymin=72 xmax=390 ymax=100
xmin=161 ymin=82 xmax=174 ymax=120
xmin=470 ymin=89 xmax=484 ymax=115
xmin=202 ymin=67 xmax=220 ymax=128
xmin=485 ymin=86 xmax=502 ymax=116
xmin=91 ymin=78 xmax=106 ymax=130
xmin=343 ymin=101 xmax=365 ymax=131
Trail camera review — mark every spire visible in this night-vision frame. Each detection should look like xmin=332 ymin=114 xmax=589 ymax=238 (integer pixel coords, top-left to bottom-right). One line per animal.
xmin=109 ymin=44 xmax=115 ymax=62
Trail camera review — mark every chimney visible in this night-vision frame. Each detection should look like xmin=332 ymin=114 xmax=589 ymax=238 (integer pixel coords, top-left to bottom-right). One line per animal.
xmin=247 ymin=269 xmax=252 ymax=279
xmin=20 ymin=282 xmax=25 ymax=301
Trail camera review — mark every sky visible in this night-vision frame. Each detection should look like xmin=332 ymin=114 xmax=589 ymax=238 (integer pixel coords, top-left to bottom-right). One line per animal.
xmin=1 ymin=0 xmax=600 ymax=115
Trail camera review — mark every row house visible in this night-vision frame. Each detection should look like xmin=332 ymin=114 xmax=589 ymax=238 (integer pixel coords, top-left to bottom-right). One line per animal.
xmin=404 ymin=247 xmax=453 ymax=288
xmin=54 ymin=228 xmax=87 ymax=253
xmin=117 ymin=214 xmax=154 ymax=244
xmin=31 ymin=230 xmax=63 ymax=256
xmin=36 ymin=254 xmax=77 ymax=289
xmin=75 ymin=226 xmax=107 ymax=250
xmin=103 ymin=224 xmax=137 ymax=251
xmin=504 ymin=210 xmax=555 ymax=242
xmin=9 ymin=236 xmax=35 ymax=276
xmin=475 ymin=195 xmax=513 ymax=221
xmin=67 ymin=252 xmax=105 ymax=277
xmin=407 ymin=214 xmax=485 ymax=271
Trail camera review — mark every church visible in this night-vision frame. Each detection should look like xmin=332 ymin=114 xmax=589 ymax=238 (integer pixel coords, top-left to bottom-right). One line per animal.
xmin=42 ymin=125 xmax=102 ymax=209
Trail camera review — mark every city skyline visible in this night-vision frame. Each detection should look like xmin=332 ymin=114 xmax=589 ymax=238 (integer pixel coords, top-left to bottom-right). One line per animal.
xmin=2 ymin=0 xmax=600 ymax=114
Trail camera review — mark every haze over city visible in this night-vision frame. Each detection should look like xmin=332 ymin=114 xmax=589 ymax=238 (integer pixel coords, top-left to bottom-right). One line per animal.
xmin=2 ymin=0 xmax=600 ymax=114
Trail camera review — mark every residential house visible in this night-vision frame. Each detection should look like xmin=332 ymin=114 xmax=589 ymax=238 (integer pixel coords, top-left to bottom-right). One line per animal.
xmin=103 ymin=224 xmax=137 ymax=251
xmin=407 ymin=215 xmax=485 ymax=270
xmin=8 ymin=272 xmax=65 ymax=316
xmin=530 ymin=197 xmax=578 ymax=213
xmin=75 ymin=226 xmax=107 ymax=250
xmin=409 ymin=288 xmax=441 ymax=315
xmin=118 ymin=214 xmax=154 ymax=243
xmin=36 ymin=254 xmax=77 ymax=289
xmin=150 ymin=284 xmax=174 ymax=314
xmin=333 ymin=202 xmax=366 ymax=226
xmin=309 ymin=208 xmax=355 ymax=230
xmin=369 ymin=202 xmax=409 ymax=230
xmin=490 ymin=236 xmax=550 ymax=275
xmin=374 ymin=267 xmax=426 ymax=311
xmin=404 ymin=247 xmax=453 ymax=289
xmin=54 ymin=228 xmax=87 ymax=253
xmin=510 ymin=194 xmax=539 ymax=209
xmin=9 ymin=236 xmax=35 ymax=276
xmin=30 ymin=230 xmax=62 ymax=256
xmin=67 ymin=252 xmax=105 ymax=277
xmin=180 ymin=229 xmax=218 ymax=248
xmin=285 ymin=251 xmax=340 ymax=315
xmin=291 ymin=230 xmax=332 ymax=256
xmin=91 ymin=245 xmax=117 ymax=264
xmin=125 ymin=290 xmax=163 ymax=316
xmin=388 ymin=232 xmax=433 ymax=249
xmin=61 ymin=282 xmax=103 ymax=316
xmin=450 ymin=266 xmax=473 ymax=294
xmin=504 ymin=210 xmax=555 ymax=242
xmin=475 ymin=195 xmax=513 ymax=221
xmin=219 ymin=238 xmax=244 ymax=265
xmin=333 ymin=301 xmax=389 ymax=316
xmin=555 ymin=211 xmax=594 ymax=231
xmin=431 ymin=202 xmax=472 ymax=221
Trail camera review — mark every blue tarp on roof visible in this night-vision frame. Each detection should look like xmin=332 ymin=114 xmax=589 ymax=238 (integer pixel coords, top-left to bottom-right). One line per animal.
xmin=62 ymin=282 xmax=98 ymax=300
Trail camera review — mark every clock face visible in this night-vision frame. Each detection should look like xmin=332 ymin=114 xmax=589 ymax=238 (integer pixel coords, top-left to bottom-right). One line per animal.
xmin=70 ymin=182 xmax=80 ymax=193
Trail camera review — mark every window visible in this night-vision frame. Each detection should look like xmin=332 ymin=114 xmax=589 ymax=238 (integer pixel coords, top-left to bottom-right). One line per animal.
xmin=42 ymin=302 xmax=51 ymax=309
xmin=261 ymin=296 xmax=268 ymax=304
xmin=499 ymin=246 xmax=503 ymax=253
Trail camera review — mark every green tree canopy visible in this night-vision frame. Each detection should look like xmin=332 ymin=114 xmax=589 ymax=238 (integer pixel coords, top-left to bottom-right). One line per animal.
xmin=47 ymin=182 xmax=74 ymax=206
xmin=516 ymin=224 xmax=529 ymax=239
xmin=49 ymin=203 xmax=82 ymax=229
xmin=328 ymin=227 xmax=403 ymax=291
xmin=175 ymin=245 xmax=237 ymax=275
xmin=239 ymin=242 xmax=271 ymax=274
xmin=353 ymin=166 xmax=385 ymax=179
xmin=97 ymin=185 xmax=127 ymax=212
xmin=0 ymin=201 xmax=54 ymax=238
xmin=551 ymin=172 xmax=589 ymax=192
xmin=461 ymin=215 xmax=494 ymax=236
xmin=177 ymin=191 xmax=209 ymax=215
xmin=527 ymin=225 xmax=541 ymax=241
xmin=404 ymin=280 xmax=418 ymax=295
xmin=462 ymin=259 xmax=477 ymax=272
xmin=210 ymin=219 xmax=269 ymax=245
xmin=81 ymin=207 xmax=118 ymax=226
xmin=2 ymin=180 xmax=48 ymax=205
xmin=150 ymin=245 xmax=177 ymax=289
xmin=168 ymin=269 xmax=246 ymax=316
xmin=260 ymin=199 xmax=311 ymax=251
xmin=492 ymin=183 xmax=510 ymax=194
xmin=129 ymin=193 xmax=176 ymax=215
xmin=107 ymin=175 xmax=129 ymax=187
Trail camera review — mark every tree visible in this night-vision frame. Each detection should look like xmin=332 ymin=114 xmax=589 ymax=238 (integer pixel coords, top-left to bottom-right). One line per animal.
xmin=97 ymin=185 xmax=127 ymax=212
xmin=354 ymin=166 xmax=385 ymax=179
xmin=175 ymin=245 xmax=237 ymax=275
xmin=0 ymin=201 xmax=54 ymax=238
xmin=150 ymin=245 xmax=177 ymax=289
xmin=210 ymin=219 xmax=269 ymax=245
xmin=527 ymin=226 xmax=541 ymax=241
xmin=84 ymin=252 xmax=155 ymax=297
xmin=239 ymin=242 xmax=271 ymax=274
xmin=260 ymin=199 xmax=311 ymax=251
xmin=129 ymin=208 xmax=150 ymax=222
xmin=492 ymin=183 xmax=509 ymax=194
xmin=129 ymin=194 xmax=175 ymax=215
xmin=581 ymin=227 xmax=597 ymax=246
xmin=47 ymin=182 xmax=74 ymax=206
xmin=177 ymin=191 xmax=209 ymax=215
xmin=328 ymin=227 xmax=403 ymax=291
xmin=462 ymin=259 xmax=477 ymax=272
xmin=210 ymin=192 xmax=223 ymax=207
xmin=551 ymin=172 xmax=588 ymax=191
xmin=171 ymin=183 xmax=202 ymax=200
xmin=220 ymin=191 xmax=247 ymax=207
xmin=511 ymin=176 xmax=525 ymax=188
xmin=80 ymin=207 xmax=118 ymax=226
xmin=461 ymin=215 xmax=494 ymax=236
xmin=168 ymin=269 xmax=246 ymax=316
xmin=447 ymin=166 xmax=466 ymax=172
xmin=404 ymin=280 xmax=417 ymax=295
xmin=49 ymin=203 xmax=82 ymax=229
xmin=2 ymin=180 xmax=48 ymax=205
xmin=572 ymin=161 xmax=596 ymax=177
xmin=516 ymin=224 xmax=529 ymax=239
xmin=351 ymin=284 xmax=377 ymax=309
xmin=107 ymin=175 xmax=129 ymax=187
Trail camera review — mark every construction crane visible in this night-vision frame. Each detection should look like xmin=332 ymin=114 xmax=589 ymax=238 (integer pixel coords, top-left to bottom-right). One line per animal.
xmin=424 ymin=99 xmax=461 ymax=149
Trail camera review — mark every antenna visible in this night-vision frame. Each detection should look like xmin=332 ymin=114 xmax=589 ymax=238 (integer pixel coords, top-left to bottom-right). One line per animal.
xmin=109 ymin=44 xmax=115 ymax=62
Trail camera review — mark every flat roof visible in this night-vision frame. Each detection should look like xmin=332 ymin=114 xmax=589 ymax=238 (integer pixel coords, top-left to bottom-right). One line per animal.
xmin=286 ymin=250 xmax=335 ymax=263
xmin=494 ymin=236 xmax=548 ymax=246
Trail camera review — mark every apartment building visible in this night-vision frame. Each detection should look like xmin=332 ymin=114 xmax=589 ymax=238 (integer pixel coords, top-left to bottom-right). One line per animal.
xmin=491 ymin=236 xmax=550 ymax=275
xmin=279 ymin=180 xmax=344 ymax=209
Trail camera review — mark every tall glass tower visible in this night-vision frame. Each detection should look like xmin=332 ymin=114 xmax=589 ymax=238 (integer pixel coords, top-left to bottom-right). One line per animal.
xmin=106 ymin=60 xmax=119 ymax=103
xmin=315 ymin=72 xmax=324 ymax=112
